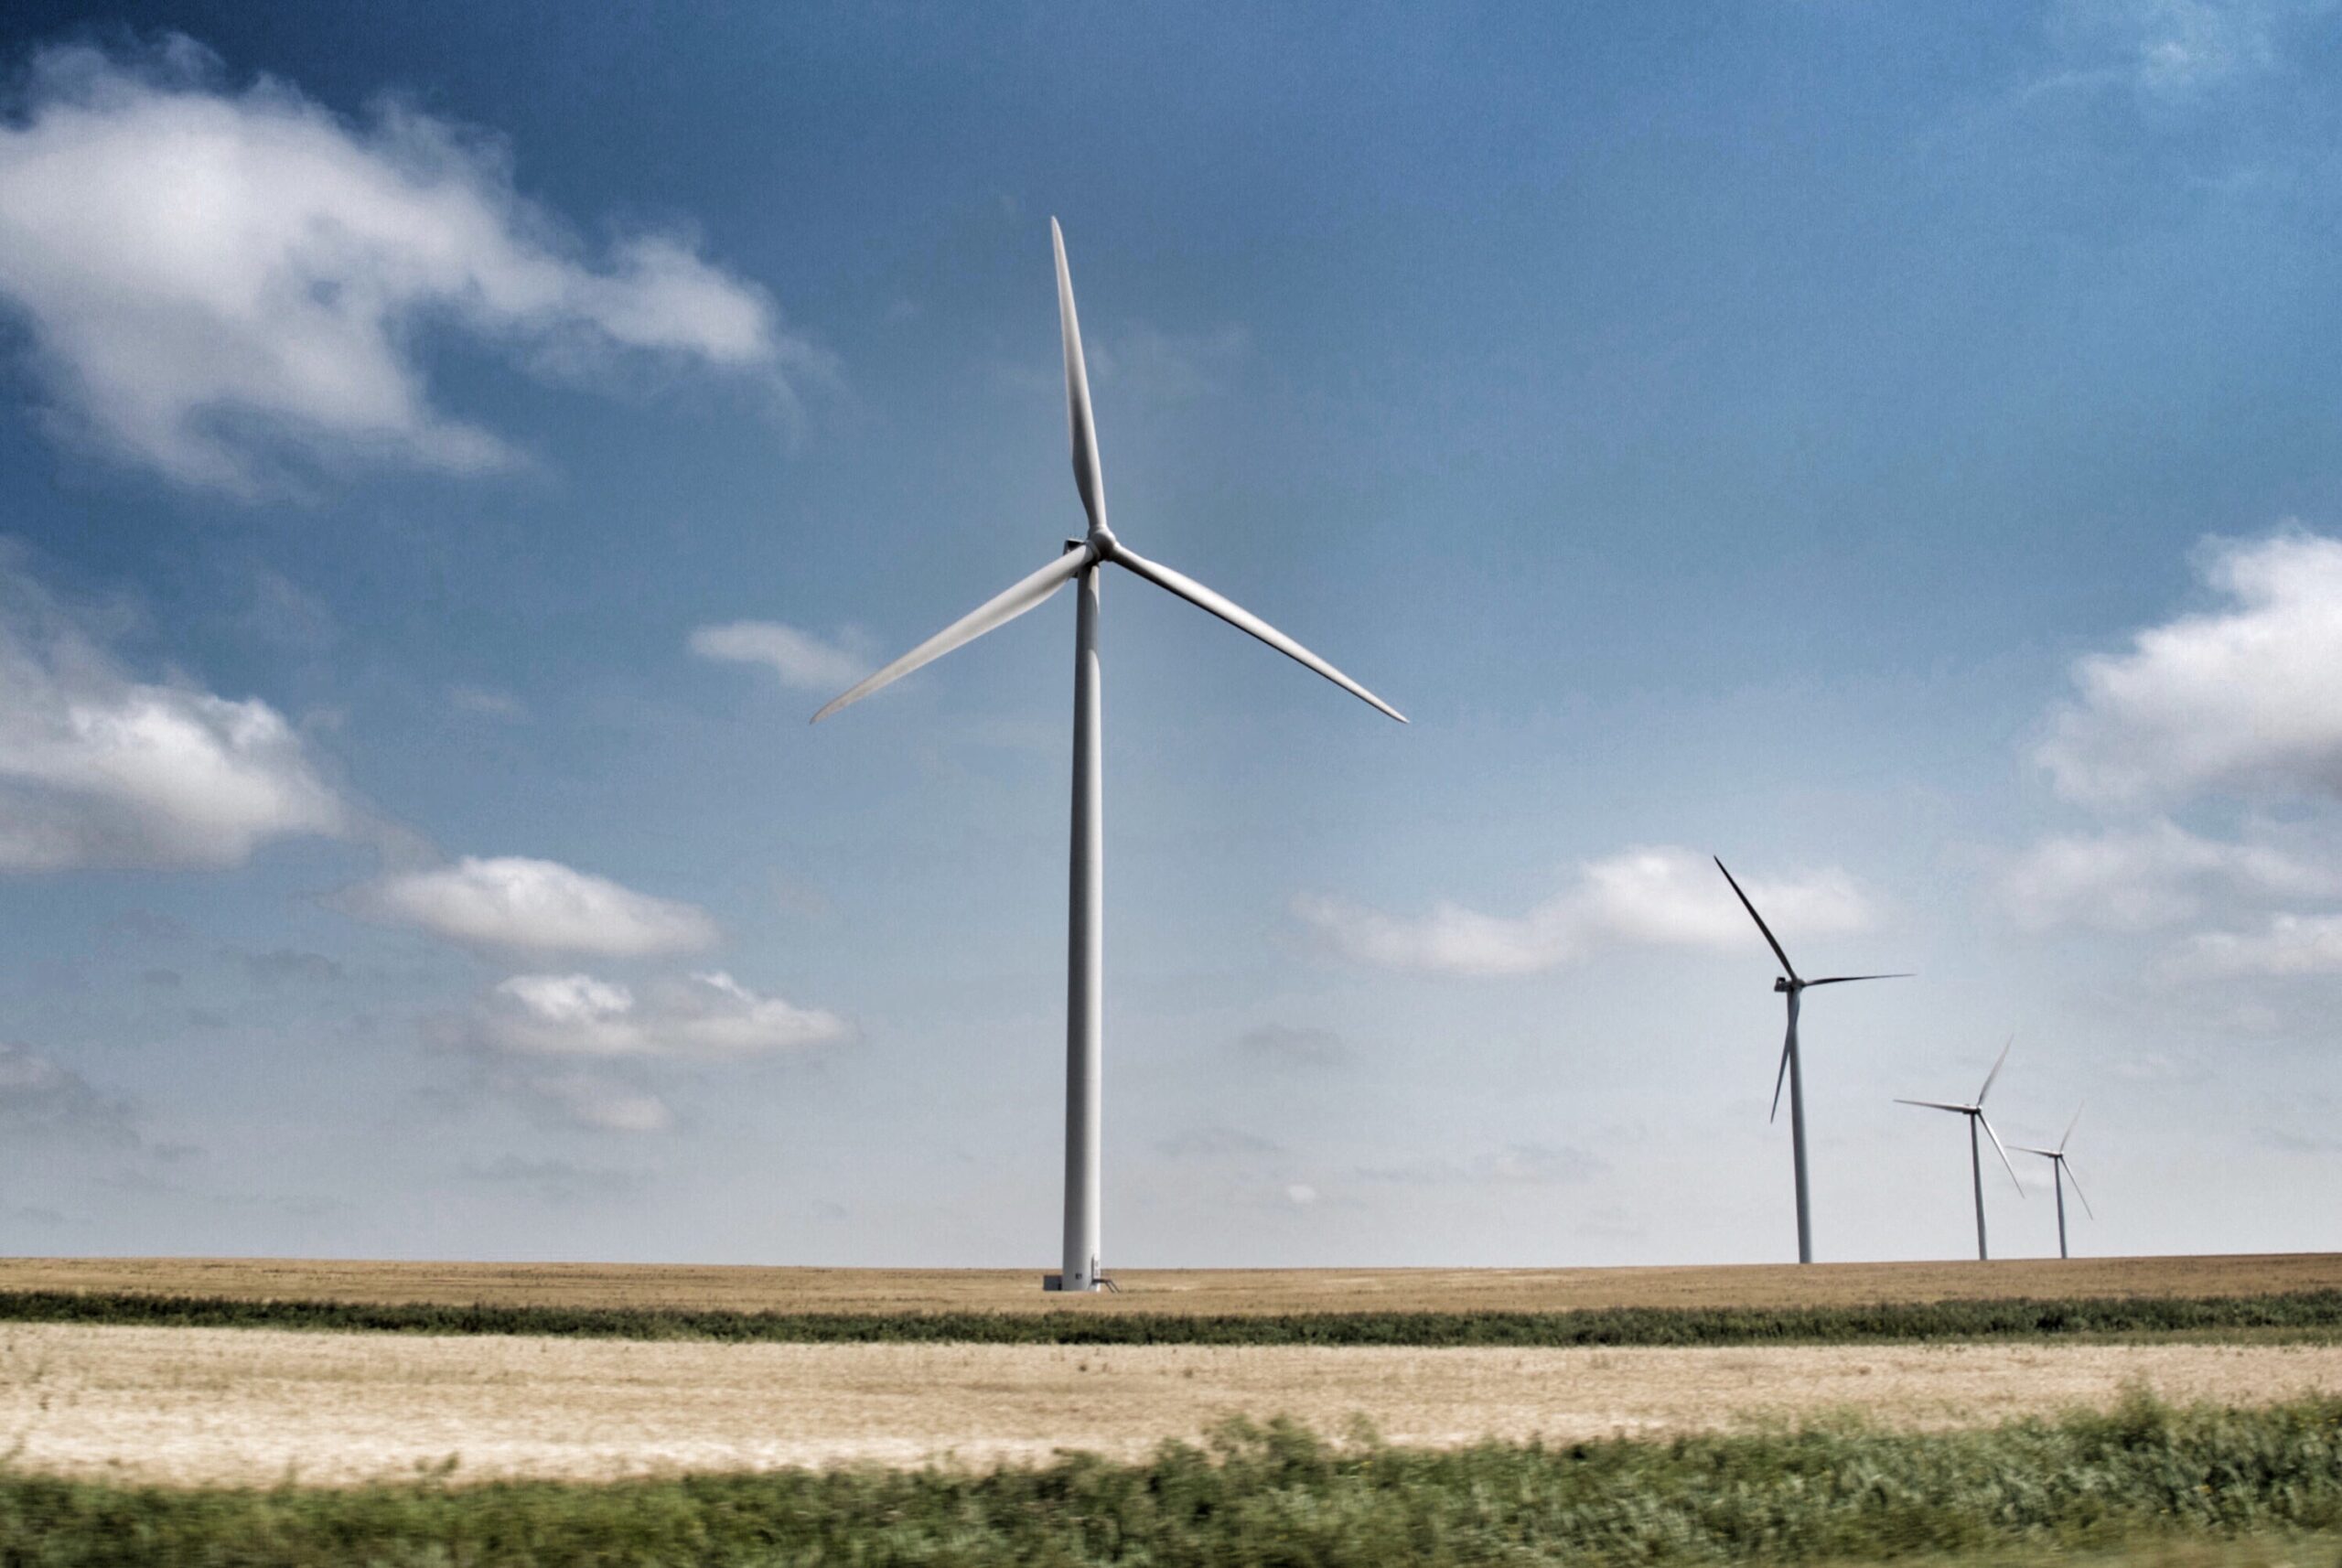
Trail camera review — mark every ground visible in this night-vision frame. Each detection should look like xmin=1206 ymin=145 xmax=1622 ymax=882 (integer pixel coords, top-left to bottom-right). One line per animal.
xmin=4 ymin=1251 xmax=2335 ymax=1314
xmin=2 ymin=1253 xmax=2338 ymax=1487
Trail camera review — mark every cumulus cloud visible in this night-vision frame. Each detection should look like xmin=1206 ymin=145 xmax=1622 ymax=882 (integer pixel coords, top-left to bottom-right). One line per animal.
xmin=476 ymin=970 xmax=849 ymax=1059
xmin=2187 ymin=914 xmax=2342 ymax=976
xmin=443 ymin=968 xmax=849 ymax=1133
xmin=0 ymin=550 xmax=347 ymax=872
xmin=348 ymin=855 xmax=717 ymax=956
xmin=0 ymin=38 xmax=811 ymax=490
xmin=688 ymin=621 xmax=869 ymax=692
xmin=1296 ymin=847 xmax=1872 ymax=978
xmin=1999 ymin=819 xmax=2340 ymax=931
xmin=0 ymin=1042 xmax=137 ymax=1144
xmin=2040 ymin=532 xmax=2342 ymax=807
xmin=2046 ymin=0 xmax=2323 ymax=97
xmin=1236 ymin=1024 xmax=1347 ymax=1067
xmin=1358 ymin=1142 xmax=1606 ymax=1187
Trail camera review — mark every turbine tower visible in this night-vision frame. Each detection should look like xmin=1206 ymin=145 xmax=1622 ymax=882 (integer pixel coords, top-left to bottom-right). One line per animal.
xmin=2012 ymin=1108 xmax=2093 ymax=1260
xmin=1896 ymin=1037 xmax=2025 ymax=1261
xmin=813 ymin=220 xmax=1404 ymax=1292
xmin=1714 ymin=857 xmax=1907 ymax=1264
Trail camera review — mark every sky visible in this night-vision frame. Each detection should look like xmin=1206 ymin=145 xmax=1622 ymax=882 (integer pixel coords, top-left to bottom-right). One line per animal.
xmin=0 ymin=1 xmax=2337 ymax=1269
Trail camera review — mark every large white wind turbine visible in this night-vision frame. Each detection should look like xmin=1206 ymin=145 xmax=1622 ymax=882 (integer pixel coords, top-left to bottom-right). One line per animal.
xmin=813 ymin=220 xmax=1404 ymax=1292
xmin=1714 ymin=857 xmax=1907 ymax=1264
xmin=2012 ymin=1107 xmax=2093 ymax=1260
xmin=1896 ymin=1037 xmax=2025 ymax=1261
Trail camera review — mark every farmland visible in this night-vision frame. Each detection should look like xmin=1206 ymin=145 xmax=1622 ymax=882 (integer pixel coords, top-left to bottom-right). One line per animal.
xmin=6 ymin=1251 xmax=2336 ymax=1316
xmin=8 ymin=1255 xmax=2342 ymax=1564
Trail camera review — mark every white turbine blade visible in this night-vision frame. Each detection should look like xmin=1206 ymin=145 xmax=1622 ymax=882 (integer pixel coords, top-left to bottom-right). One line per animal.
xmin=1052 ymin=218 xmax=1107 ymax=533
xmin=1895 ymin=1098 xmax=1973 ymax=1114
xmin=1110 ymin=545 xmax=1407 ymax=722
xmin=1803 ymin=973 xmax=1913 ymax=987
xmin=811 ymin=548 xmax=1091 ymax=723
xmin=2064 ymin=1160 xmax=2096 ymax=1219
xmin=2060 ymin=1104 xmax=2084 ymax=1155
xmin=1768 ymin=1031 xmax=1792 ymax=1123
xmin=2008 ymin=1145 xmax=2058 ymax=1159
xmin=1978 ymin=1112 xmax=2024 ymax=1194
xmin=1977 ymin=1035 xmax=2014 ymax=1105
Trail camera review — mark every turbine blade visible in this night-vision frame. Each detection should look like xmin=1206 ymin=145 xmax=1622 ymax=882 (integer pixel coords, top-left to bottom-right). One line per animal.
xmin=1894 ymin=1098 xmax=1972 ymax=1113
xmin=1109 ymin=545 xmax=1406 ymax=722
xmin=1713 ymin=857 xmax=1798 ymax=983
xmin=2064 ymin=1160 xmax=2095 ymax=1219
xmin=1979 ymin=1112 xmax=2024 ymax=1194
xmin=1052 ymin=219 xmax=1107 ymax=533
xmin=1978 ymin=1035 xmax=2014 ymax=1105
xmin=2060 ymin=1103 xmax=2084 ymax=1155
xmin=1769 ymin=1029 xmax=1792 ymax=1123
xmin=1802 ymin=973 xmax=1913 ymax=987
xmin=812 ymin=548 xmax=1091 ymax=723
xmin=2008 ymin=1145 xmax=2058 ymax=1158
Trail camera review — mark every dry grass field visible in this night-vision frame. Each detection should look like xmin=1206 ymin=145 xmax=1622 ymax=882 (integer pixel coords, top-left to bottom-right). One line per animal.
xmin=4 ymin=1252 xmax=2336 ymax=1316
xmin=4 ymin=1323 xmax=2339 ymax=1486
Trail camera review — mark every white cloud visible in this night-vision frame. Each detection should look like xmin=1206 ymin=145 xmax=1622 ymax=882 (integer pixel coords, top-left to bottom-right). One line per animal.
xmin=1999 ymin=819 xmax=2339 ymax=931
xmin=2040 ymin=531 xmax=2342 ymax=807
xmin=2188 ymin=914 xmax=2342 ymax=976
xmin=0 ymin=1042 xmax=137 ymax=1143
xmin=481 ymin=970 xmax=849 ymax=1059
xmin=0 ymin=550 xmax=347 ymax=871
xmin=1296 ymin=846 xmax=1873 ymax=978
xmin=2046 ymin=0 xmax=2329 ymax=97
xmin=1284 ymin=1183 xmax=1318 ymax=1207
xmin=349 ymin=855 xmax=717 ymax=956
xmin=688 ymin=621 xmax=869 ymax=692
xmin=527 ymin=1069 xmax=674 ymax=1134
xmin=1089 ymin=323 xmax=1248 ymax=402
xmin=0 ymin=38 xmax=812 ymax=491
xmin=446 ymin=968 xmax=849 ymax=1133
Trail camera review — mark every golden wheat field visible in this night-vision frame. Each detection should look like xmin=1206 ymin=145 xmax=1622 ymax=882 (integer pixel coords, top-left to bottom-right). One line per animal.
xmin=5 ymin=1251 xmax=2337 ymax=1315
xmin=3 ymin=1253 xmax=2335 ymax=1487
xmin=4 ymin=1325 xmax=2339 ymax=1486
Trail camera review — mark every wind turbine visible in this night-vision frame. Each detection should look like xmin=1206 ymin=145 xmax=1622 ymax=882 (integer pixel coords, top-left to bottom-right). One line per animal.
xmin=1714 ymin=857 xmax=1907 ymax=1264
xmin=1896 ymin=1037 xmax=2025 ymax=1261
xmin=812 ymin=220 xmax=1404 ymax=1292
xmin=2012 ymin=1108 xmax=2093 ymax=1260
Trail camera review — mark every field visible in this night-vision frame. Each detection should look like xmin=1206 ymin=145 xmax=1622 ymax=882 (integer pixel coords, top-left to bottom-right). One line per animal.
xmin=7 ymin=1251 xmax=2337 ymax=1315
xmin=5 ymin=1324 xmax=2342 ymax=1485
xmin=9 ymin=1255 xmax=2342 ymax=1563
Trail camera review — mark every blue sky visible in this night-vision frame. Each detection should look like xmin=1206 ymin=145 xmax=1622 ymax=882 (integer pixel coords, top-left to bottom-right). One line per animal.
xmin=0 ymin=1 xmax=2337 ymax=1267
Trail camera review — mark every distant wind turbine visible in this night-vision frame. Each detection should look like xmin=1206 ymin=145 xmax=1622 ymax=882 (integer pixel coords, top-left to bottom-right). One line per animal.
xmin=813 ymin=220 xmax=1405 ymax=1292
xmin=1714 ymin=857 xmax=1908 ymax=1264
xmin=1896 ymin=1037 xmax=2025 ymax=1261
xmin=2012 ymin=1107 xmax=2093 ymax=1260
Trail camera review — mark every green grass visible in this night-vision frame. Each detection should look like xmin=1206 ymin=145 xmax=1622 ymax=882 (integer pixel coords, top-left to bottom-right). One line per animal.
xmin=5 ymin=1394 xmax=2342 ymax=1565
xmin=6 ymin=1286 xmax=2342 ymax=1348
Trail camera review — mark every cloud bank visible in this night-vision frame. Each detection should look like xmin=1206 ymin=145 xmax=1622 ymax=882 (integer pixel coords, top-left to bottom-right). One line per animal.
xmin=1296 ymin=846 xmax=1872 ymax=978
xmin=349 ymin=855 xmax=718 ymax=956
xmin=0 ymin=37 xmax=810 ymax=490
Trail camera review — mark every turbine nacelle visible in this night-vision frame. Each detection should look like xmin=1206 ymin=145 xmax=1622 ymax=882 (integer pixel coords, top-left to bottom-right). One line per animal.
xmin=1774 ymin=976 xmax=1794 ymax=993
xmin=810 ymin=220 xmax=1403 ymax=731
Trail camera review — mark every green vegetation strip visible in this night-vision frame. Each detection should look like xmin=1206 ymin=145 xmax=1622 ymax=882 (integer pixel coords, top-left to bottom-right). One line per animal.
xmin=4 ymin=1287 xmax=2342 ymax=1346
xmin=5 ymin=1396 xmax=2342 ymax=1565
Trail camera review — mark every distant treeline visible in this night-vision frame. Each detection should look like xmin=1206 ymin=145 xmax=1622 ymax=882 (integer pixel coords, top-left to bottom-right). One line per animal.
xmin=5 ymin=1286 xmax=2342 ymax=1346
xmin=5 ymin=1394 xmax=2342 ymax=1565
